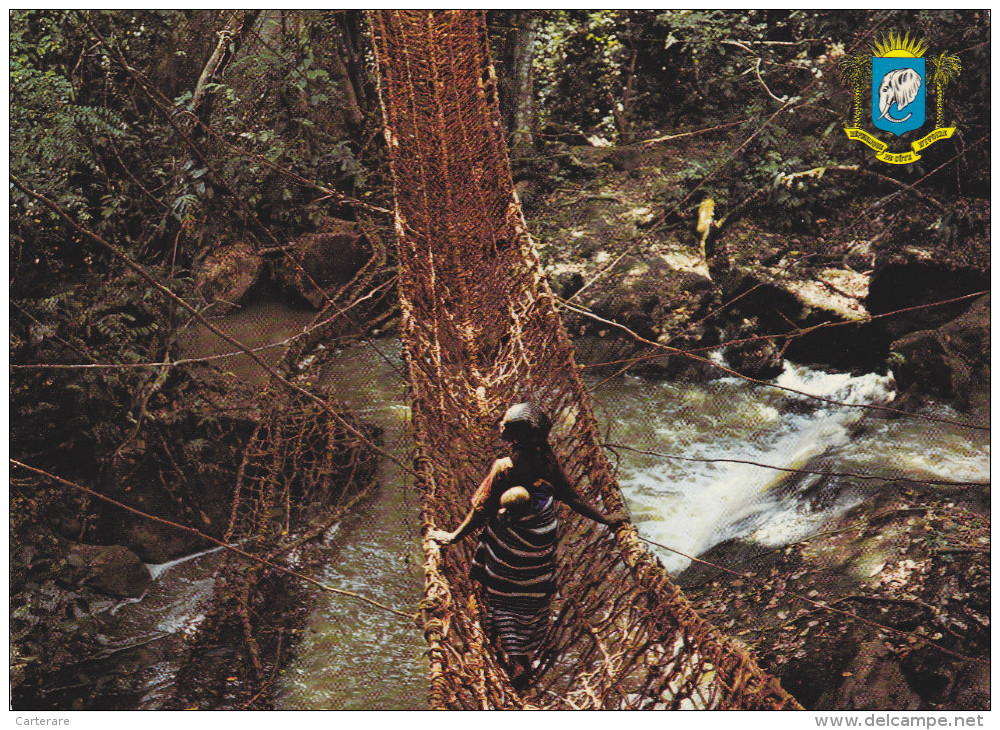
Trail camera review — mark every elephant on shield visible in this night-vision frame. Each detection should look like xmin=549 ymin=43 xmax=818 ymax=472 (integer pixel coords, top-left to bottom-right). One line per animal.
xmin=877 ymin=68 xmax=922 ymax=123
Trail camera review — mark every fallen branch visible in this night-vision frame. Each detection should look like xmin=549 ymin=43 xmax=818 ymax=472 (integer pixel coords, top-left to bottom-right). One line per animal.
xmin=190 ymin=12 xmax=261 ymax=115
xmin=641 ymin=119 xmax=750 ymax=147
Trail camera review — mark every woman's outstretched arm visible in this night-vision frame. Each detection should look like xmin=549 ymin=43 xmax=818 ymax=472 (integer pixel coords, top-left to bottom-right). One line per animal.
xmin=549 ymin=459 xmax=628 ymax=527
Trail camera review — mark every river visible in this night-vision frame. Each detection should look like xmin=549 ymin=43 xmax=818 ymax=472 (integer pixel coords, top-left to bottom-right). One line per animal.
xmin=118 ymin=301 xmax=988 ymax=709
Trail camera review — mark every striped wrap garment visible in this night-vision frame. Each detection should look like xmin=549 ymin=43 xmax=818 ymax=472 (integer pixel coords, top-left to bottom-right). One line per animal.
xmin=471 ymin=479 xmax=558 ymax=660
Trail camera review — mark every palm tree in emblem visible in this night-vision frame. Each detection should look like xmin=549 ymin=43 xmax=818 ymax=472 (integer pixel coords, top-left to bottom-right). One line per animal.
xmin=929 ymin=53 xmax=962 ymax=128
xmin=837 ymin=54 xmax=870 ymax=127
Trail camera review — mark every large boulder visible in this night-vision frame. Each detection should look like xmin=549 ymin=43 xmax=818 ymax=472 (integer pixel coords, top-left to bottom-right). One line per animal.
xmin=64 ymin=544 xmax=152 ymax=598
xmin=867 ymin=246 xmax=990 ymax=341
xmin=723 ymin=337 xmax=784 ymax=380
xmin=122 ymin=521 xmax=211 ymax=566
xmin=193 ymin=241 xmax=266 ymax=314
xmin=559 ymin=254 xmax=717 ymax=378
xmin=889 ymin=293 xmax=990 ymax=414
xmin=713 ymin=266 xmax=887 ymax=373
xmin=272 ymin=218 xmax=373 ymax=309
xmin=582 ymin=255 xmax=714 ymax=342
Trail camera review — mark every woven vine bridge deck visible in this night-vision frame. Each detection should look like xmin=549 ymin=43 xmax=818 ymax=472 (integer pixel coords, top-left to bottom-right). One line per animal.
xmin=370 ymin=9 xmax=800 ymax=710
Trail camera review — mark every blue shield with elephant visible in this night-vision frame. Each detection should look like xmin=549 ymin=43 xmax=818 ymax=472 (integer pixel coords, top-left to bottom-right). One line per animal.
xmin=871 ymin=57 xmax=926 ymax=136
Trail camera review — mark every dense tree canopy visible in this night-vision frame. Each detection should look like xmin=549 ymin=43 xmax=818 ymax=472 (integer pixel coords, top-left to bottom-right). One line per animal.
xmin=11 ymin=10 xmax=989 ymax=297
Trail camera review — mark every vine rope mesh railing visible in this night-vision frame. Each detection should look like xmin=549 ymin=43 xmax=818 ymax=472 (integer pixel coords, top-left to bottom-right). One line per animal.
xmin=370 ymin=10 xmax=801 ymax=710
xmin=168 ymin=370 xmax=384 ymax=708
xmin=11 ymin=170 xmax=390 ymax=709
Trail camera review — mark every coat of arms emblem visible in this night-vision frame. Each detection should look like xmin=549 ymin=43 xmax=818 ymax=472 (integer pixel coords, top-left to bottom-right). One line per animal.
xmin=839 ymin=31 xmax=961 ymax=164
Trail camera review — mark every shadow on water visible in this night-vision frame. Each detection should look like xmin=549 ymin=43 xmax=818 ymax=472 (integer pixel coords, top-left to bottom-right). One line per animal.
xmin=273 ymin=338 xmax=429 ymax=710
xmin=175 ymin=298 xmax=319 ymax=388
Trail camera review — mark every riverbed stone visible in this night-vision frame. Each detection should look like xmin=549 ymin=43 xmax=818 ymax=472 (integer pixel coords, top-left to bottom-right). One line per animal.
xmin=551 ymin=270 xmax=585 ymax=299
xmin=124 ymin=519 xmax=210 ymax=566
xmin=714 ymin=268 xmax=887 ymax=372
xmin=867 ymin=246 xmax=990 ymax=341
xmin=194 ymin=241 xmax=266 ymax=314
xmin=889 ymin=293 xmax=990 ymax=413
xmin=820 ymin=640 xmax=922 ymax=710
xmin=271 ymin=217 xmax=373 ymax=309
xmin=67 ymin=544 xmax=152 ymax=598
xmin=723 ymin=337 xmax=784 ymax=380
xmin=573 ymin=256 xmax=713 ymax=342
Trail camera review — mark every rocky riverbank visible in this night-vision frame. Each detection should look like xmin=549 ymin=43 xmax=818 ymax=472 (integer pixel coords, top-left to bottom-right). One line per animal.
xmin=523 ymin=140 xmax=989 ymax=416
xmin=519 ymin=138 xmax=990 ymax=710
xmin=11 ymin=363 xmax=257 ymax=707
xmin=10 ymin=331 xmax=383 ymax=710
xmin=681 ymin=484 xmax=990 ymax=710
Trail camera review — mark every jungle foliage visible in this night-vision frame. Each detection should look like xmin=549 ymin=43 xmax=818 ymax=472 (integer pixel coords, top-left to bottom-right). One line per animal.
xmin=488 ymin=10 xmax=988 ymax=226
xmin=11 ymin=9 xmax=378 ymax=484
xmin=11 ymin=10 xmax=989 ymax=301
xmin=8 ymin=9 xmax=991 ymax=703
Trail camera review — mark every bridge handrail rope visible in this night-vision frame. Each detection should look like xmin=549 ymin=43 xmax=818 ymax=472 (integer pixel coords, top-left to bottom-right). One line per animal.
xmin=579 ymin=289 xmax=988 ymax=375
xmin=15 ymin=454 xmax=978 ymax=669
xmin=13 ymin=284 xmax=987 ymax=451
xmin=370 ymin=9 xmax=804 ymax=710
xmin=12 ymin=288 xmax=984 ymax=492
xmin=14 ymin=281 xmax=987 ymax=458
xmin=603 ymin=442 xmax=987 ymax=490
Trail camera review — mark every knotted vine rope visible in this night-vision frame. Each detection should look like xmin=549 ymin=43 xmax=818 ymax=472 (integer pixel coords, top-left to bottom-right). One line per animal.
xmin=370 ymin=9 xmax=801 ymax=710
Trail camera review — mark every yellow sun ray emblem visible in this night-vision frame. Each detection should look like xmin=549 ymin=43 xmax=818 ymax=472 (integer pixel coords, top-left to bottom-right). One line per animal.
xmin=872 ymin=30 xmax=929 ymax=59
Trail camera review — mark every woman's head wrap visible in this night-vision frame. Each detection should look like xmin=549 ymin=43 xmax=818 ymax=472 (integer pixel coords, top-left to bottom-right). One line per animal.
xmin=499 ymin=402 xmax=552 ymax=445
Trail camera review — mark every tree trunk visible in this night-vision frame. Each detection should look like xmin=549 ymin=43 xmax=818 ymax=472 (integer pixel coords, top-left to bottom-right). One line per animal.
xmin=613 ymin=45 xmax=638 ymax=143
xmin=324 ymin=19 xmax=364 ymax=134
xmin=492 ymin=11 xmax=537 ymax=152
xmin=334 ymin=11 xmax=370 ymax=122
xmin=508 ymin=13 xmax=538 ymax=152
xmin=191 ymin=10 xmax=261 ymax=126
